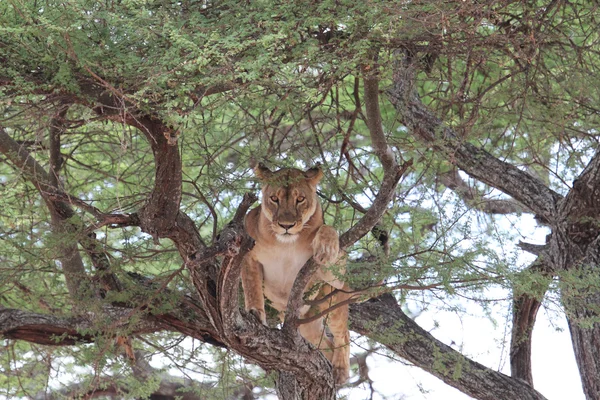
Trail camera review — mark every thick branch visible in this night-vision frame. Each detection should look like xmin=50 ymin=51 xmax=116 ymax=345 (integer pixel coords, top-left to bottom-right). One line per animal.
xmin=509 ymin=258 xmax=552 ymax=385
xmin=547 ymin=150 xmax=600 ymax=398
xmin=0 ymin=309 xmax=93 ymax=345
xmin=510 ymin=295 xmax=542 ymax=385
xmin=351 ymin=294 xmax=547 ymax=400
xmin=0 ymin=307 xmax=156 ymax=345
xmin=364 ymin=74 xmax=396 ymax=171
xmin=387 ymin=52 xmax=561 ymax=222
xmin=557 ymin=232 xmax=600 ymax=399
xmin=135 ymin=117 xmax=183 ymax=239
xmin=125 ymin=116 xmax=205 ymax=257
xmin=1 ymin=284 xmax=223 ymax=348
xmin=0 ymin=126 xmax=89 ymax=300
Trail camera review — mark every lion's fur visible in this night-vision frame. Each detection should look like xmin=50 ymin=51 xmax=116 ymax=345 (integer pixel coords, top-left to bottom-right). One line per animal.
xmin=241 ymin=164 xmax=351 ymax=384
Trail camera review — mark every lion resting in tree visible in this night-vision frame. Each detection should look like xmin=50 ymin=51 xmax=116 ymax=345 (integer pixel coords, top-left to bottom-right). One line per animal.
xmin=241 ymin=163 xmax=350 ymax=384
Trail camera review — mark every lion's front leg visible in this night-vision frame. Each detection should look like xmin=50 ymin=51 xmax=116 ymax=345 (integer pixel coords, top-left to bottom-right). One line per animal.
xmin=241 ymin=253 xmax=267 ymax=325
xmin=328 ymin=301 xmax=350 ymax=385
xmin=301 ymin=283 xmax=351 ymax=385
xmin=312 ymin=225 xmax=340 ymax=266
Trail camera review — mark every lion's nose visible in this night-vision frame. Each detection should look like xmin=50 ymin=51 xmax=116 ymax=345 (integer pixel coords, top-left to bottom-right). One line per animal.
xmin=278 ymin=222 xmax=296 ymax=230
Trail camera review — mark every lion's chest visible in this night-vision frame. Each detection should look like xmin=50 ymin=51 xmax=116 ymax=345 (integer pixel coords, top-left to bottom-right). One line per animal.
xmin=255 ymin=243 xmax=313 ymax=312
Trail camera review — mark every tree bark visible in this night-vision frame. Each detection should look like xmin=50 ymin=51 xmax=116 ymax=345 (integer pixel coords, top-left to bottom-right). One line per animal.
xmin=510 ymin=293 xmax=542 ymax=385
xmin=510 ymin=260 xmax=552 ymax=385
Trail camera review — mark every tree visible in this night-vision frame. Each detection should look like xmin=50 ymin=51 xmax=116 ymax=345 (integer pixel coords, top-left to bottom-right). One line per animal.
xmin=1 ymin=0 xmax=599 ymax=399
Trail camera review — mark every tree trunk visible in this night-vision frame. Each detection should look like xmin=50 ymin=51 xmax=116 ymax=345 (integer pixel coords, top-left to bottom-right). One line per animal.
xmin=568 ymin=309 xmax=600 ymax=400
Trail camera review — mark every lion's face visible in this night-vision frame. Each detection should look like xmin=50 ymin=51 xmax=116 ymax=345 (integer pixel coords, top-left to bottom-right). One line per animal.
xmin=256 ymin=164 xmax=323 ymax=243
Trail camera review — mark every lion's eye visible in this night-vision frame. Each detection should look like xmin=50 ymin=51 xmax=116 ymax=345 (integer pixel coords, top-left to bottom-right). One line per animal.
xmin=297 ymin=196 xmax=305 ymax=203
xmin=270 ymin=196 xmax=279 ymax=203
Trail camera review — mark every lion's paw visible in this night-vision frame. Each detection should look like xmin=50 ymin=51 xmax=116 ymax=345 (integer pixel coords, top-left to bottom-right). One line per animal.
xmin=248 ymin=307 xmax=267 ymax=326
xmin=312 ymin=225 xmax=340 ymax=266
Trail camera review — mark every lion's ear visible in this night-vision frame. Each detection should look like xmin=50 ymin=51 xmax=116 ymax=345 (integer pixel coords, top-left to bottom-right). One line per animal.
xmin=255 ymin=162 xmax=273 ymax=180
xmin=304 ymin=164 xmax=323 ymax=186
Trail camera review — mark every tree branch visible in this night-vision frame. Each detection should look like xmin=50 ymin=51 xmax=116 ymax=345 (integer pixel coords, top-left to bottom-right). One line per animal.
xmin=0 ymin=307 xmax=157 ymax=346
xmin=509 ymin=259 xmax=552 ymax=385
xmin=364 ymin=73 xmax=396 ymax=171
xmin=339 ymin=72 xmax=413 ymax=248
xmin=387 ymin=51 xmax=561 ymax=223
xmin=553 ymin=149 xmax=600 ymax=398
xmin=1 ymin=275 xmax=224 ymax=349
xmin=559 ymin=148 xmax=600 ymax=245
xmin=339 ymin=159 xmax=412 ymax=248
xmin=217 ymin=193 xmax=258 ymax=333
xmin=350 ymin=294 xmax=548 ymax=400
xmin=48 ymin=104 xmax=69 ymax=187
xmin=0 ymin=125 xmax=129 ymax=299
xmin=0 ymin=125 xmax=90 ymax=300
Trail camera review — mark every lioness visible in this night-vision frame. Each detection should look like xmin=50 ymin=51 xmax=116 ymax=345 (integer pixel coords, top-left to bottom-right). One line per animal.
xmin=241 ymin=163 xmax=350 ymax=384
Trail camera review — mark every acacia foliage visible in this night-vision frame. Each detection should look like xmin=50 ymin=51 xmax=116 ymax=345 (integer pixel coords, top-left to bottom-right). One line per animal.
xmin=1 ymin=1 xmax=600 ymax=399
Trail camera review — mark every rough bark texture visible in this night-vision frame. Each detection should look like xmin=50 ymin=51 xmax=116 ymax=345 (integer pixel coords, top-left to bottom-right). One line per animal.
xmin=510 ymin=294 xmax=541 ymax=385
xmin=509 ymin=260 xmax=551 ymax=386
xmin=547 ymin=152 xmax=600 ymax=400
xmin=567 ymin=295 xmax=600 ymax=400
xmin=186 ymin=195 xmax=336 ymax=400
